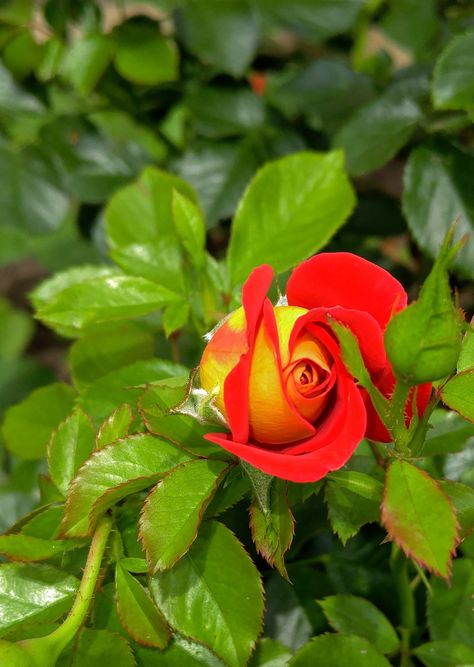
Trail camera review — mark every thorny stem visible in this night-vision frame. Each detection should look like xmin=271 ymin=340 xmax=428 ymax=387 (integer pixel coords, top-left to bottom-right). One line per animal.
xmin=44 ymin=515 xmax=112 ymax=659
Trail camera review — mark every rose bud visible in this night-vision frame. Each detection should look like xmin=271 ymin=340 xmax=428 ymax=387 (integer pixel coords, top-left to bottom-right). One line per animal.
xmin=200 ymin=253 xmax=431 ymax=482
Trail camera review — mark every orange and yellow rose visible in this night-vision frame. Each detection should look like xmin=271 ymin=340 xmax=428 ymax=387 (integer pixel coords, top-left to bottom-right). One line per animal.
xmin=200 ymin=253 xmax=431 ymax=482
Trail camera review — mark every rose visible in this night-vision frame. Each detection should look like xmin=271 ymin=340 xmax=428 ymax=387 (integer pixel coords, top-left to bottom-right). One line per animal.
xmin=200 ymin=253 xmax=431 ymax=482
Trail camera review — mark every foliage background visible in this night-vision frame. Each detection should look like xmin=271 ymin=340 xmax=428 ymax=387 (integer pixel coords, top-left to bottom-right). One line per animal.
xmin=0 ymin=0 xmax=473 ymax=666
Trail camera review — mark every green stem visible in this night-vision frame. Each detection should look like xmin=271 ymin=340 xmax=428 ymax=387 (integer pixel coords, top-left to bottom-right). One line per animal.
xmin=390 ymin=381 xmax=411 ymax=452
xmin=49 ymin=515 xmax=112 ymax=651
xmin=409 ymin=393 xmax=439 ymax=456
xmin=390 ymin=545 xmax=416 ymax=667
xmin=19 ymin=515 xmax=112 ymax=666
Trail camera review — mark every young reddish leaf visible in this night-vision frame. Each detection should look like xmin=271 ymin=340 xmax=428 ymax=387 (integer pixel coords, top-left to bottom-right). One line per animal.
xmin=115 ymin=563 xmax=170 ymax=648
xmin=139 ymin=459 xmax=230 ymax=572
xmin=48 ymin=407 xmax=95 ymax=497
xmin=381 ymin=460 xmax=458 ymax=578
xmin=96 ymin=404 xmax=133 ymax=450
xmin=60 ymin=434 xmax=192 ymax=538
xmin=440 ymin=370 xmax=474 ymax=424
xmin=250 ymin=478 xmax=294 ymax=579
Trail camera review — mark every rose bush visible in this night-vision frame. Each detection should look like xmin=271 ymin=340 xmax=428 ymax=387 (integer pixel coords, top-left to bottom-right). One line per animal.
xmin=200 ymin=253 xmax=431 ymax=481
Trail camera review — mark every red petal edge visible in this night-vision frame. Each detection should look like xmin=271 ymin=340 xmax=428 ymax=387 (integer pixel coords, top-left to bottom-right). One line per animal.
xmin=205 ymin=380 xmax=366 ymax=483
xmin=223 ymin=264 xmax=274 ymax=443
xmin=287 ymin=252 xmax=407 ymax=329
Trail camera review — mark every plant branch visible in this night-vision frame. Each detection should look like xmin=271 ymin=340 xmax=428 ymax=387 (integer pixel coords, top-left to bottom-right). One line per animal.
xmin=49 ymin=515 xmax=112 ymax=652
xmin=18 ymin=515 xmax=113 ymax=666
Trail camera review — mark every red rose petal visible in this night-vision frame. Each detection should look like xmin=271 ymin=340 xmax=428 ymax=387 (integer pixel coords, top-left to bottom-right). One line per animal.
xmin=223 ymin=264 xmax=274 ymax=443
xmin=289 ymin=306 xmax=387 ymax=376
xmin=287 ymin=252 xmax=407 ymax=329
xmin=205 ymin=378 xmax=366 ymax=483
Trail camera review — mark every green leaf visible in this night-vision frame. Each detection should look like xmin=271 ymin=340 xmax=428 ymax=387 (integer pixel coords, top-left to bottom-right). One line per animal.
xmin=115 ymin=563 xmax=170 ymax=648
xmin=176 ymin=140 xmax=260 ymax=228
xmin=432 ymin=32 xmax=474 ymax=111
xmin=381 ymin=0 xmax=439 ymax=61
xmin=422 ymin=410 xmax=474 ymax=456
xmin=135 ymin=636 xmax=228 ymax=666
xmin=172 ymin=190 xmax=206 ymax=268
xmin=0 ymin=563 xmax=78 ymax=635
xmin=17 ymin=505 xmax=64 ymax=539
xmin=163 ymin=300 xmax=190 ymax=337
xmin=175 ymin=0 xmax=259 ymax=77
xmin=458 ymin=326 xmax=474 ymax=372
xmin=258 ymin=0 xmax=365 ymax=40
xmin=120 ymin=558 xmax=148 ymax=574
xmin=381 ymin=460 xmax=458 ymax=578
xmin=36 ymin=275 xmax=180 ymax=334
xmin=290 ymin=634 xmax=391 ymax=666
xmin=72 ymin=628 xmax=135 ymax=667
xmin=187 ymin=87 xmax=264 ymax=139
xmin=30 ymin=266 xmax=119 ymax=313
xmin=0 ymin=144 xmax=70 ymax=237
xmin=227 ymin=151 xmax=355 ymax=286
xmin=384 ymin=231 xmax=462 ymax=384
xmin=69 ymin=323 xmax=155 ymax=391
xmin=3 ymin=29 xmax=41 ymax=80
xmin=138 ymin=381 xmax=229 ymax=459
xmin=61 ymin=434 xmax=192 ymax=537
xmin=318 ymin=595 xmax=400 ymax=655
xmin=150 ymin=520 xmax=264 ymax=667
xmin=61 ymin=33 xmax=116 ymax=96
xmin=48 ymin=407 xmax=95 ymax=497
xmin=96 ymin=404 xmax=133 ymax=450
xmin=90 ymin=110 xmax=167 ymax=162
xmin=403 ymin=144 xmax=474 ymax=280
xmin=268 ymin=58 xmax=373 ymax=134
xmin=441 ymin=370 xmax=474 ymax=423
xmin=0 ymin=298 xmax=34 ymax=361
xmin=427 ymin=558 xmax=474 ymax=648
xmin=250 ymin=479 xmax=294 ymax=578
xmin=2 ymin=383 xmax=76 ymax=460
xmin=205 ymin=466 xmax=251 ymax=518
xmin=82 ymin=359 xmax=187 ymax=423
xmin=325 ymin=471 xmax=384 ymax=502
xmin=414 ymin=640 xmax=474 ymax=667
xmin=439 ymin=480 xmax=474 ymax=539
xmin=0 ymin=534 xmax=82 ymax=562
xmin=325 ymin=479 xmax=380 ymax=545
xmin=249 ymin=638 xmax=292 ymax=667
xmin=139 ymin=459 xmax=230 ymax=572
xmin=334 ymin=95 xmax=421 ymax=176
xmin=105 ymin=166 xmax=197 ymax=287
xmin=114 ymin=23 xmax=178 ymax=85
xmin=36 ymin=36 xmax=64 ymax=81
